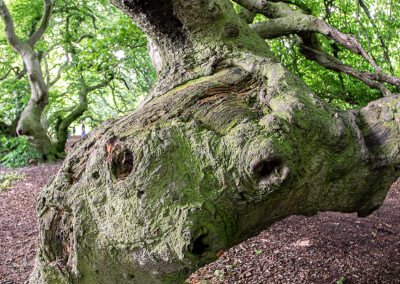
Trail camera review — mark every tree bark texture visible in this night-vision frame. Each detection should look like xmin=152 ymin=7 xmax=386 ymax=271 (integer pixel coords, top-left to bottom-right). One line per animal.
xmin=31 ymin=0 xmax=400 ymax=283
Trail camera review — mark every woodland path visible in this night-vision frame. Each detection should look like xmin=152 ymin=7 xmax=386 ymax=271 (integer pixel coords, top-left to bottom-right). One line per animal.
xmin=0 ymin=160 xmax=399 ymax=284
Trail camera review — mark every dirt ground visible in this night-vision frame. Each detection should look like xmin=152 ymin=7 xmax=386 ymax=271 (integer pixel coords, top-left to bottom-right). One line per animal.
xmin=0 ymin=161 xmax=399 ymax=284
xmin=0 ymin=161 xmax=63 ymax=284
xmin=188 ymin=182 xmax=400 ymax=284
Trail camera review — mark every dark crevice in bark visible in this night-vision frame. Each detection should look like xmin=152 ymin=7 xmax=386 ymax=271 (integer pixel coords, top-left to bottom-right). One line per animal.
xmin=92 ymin=171 xmax=100 ymax=179
xmin=123 ymin=0 xmax=184 ymax=39
xmin=111 ymin=148 xmax=135 ymax=180
xmin=252 ymin=159 xmax=282 ymax=180
xmin=191 ymin=234 xmax=210 ymax=256
xmin=363 ymin=122 xmax=392 ymax=150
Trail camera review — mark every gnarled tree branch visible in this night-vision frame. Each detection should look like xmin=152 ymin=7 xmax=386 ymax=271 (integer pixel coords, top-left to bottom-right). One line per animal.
xmin=235 ymin=0 xmax=400 ymax=96
xmin=237 ymin=6 xmax=256 ymax=24
xmin=297 ymin=41 xmax=391 ymax=96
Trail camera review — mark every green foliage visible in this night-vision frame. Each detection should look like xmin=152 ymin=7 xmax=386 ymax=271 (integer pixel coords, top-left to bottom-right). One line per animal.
xmin=0 ymin=170 xmax=25 ymax=191
xmin=0 ymin=136 xmax=42 ymax=167
xmin=0 ymin=0 xmax=156 ymax=148
xmin=257 ymin=0 xmax=400 ymax=108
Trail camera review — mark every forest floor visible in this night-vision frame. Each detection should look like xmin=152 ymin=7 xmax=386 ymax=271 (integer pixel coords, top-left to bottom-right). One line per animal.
xmin=0 ymin=160 xmax=399 ymax=284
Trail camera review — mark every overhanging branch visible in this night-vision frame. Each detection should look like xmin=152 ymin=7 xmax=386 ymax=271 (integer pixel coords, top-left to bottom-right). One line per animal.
xmin=239 ymin=0 xmax=400 ymax=95
xmin=297 ymin=41 xmax=391 ymax=96
xmin=233 ymin=0 xmax=306 ymax=18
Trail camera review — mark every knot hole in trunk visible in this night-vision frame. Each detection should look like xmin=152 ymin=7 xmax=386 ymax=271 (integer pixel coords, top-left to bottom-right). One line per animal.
xmin=191 ymin=233 xmax=209 ymax=256
xmin=111 ymin=148 xmax=135 ymax=180
xmin=250 ymin=158 xmax=282 ymax=181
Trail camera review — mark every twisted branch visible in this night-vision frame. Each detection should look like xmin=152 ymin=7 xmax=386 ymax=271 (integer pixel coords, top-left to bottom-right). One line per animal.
xmin=233 ymin=0 xmax=400 ymax=96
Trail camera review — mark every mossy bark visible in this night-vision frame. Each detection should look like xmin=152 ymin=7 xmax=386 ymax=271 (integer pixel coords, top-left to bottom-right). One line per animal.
xmin=30 ymin=0 xmax=400 ymax=283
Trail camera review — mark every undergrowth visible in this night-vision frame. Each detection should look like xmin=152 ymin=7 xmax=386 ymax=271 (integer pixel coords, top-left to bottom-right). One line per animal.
xmin=0 ymin=136 xmax=42 ymax=168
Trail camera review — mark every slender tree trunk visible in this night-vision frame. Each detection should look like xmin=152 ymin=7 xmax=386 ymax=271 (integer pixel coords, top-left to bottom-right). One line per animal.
xmin=17 ymin=43 xmax=58 ymax=159
xmin=54 ymin=76 xmax=89 ymax=153
xmin=31 ymin=1 xmax=400 ymax=283
xmin=0 ymin=0 xmax=58 ymax=160
xmin=54 ymin=73 xmax=113 ymax=153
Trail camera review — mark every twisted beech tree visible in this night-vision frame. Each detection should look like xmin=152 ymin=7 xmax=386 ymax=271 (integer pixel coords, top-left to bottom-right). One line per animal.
xmin=32 ymin=0 xmax=400 ymax=283
xmin=0 ymin=0 xmax=58 ymax=158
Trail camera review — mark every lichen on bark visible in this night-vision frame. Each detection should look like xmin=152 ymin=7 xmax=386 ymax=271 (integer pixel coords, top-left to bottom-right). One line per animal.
xmin=30 ymin=0 xmax=400 ymax=283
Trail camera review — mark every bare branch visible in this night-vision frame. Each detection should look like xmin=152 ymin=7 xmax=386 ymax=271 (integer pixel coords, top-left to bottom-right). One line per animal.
xmin=28 ymin=0 xmax=53 ymax=47
xmin=251 ymin=16 xmax=371 ymax=57
xmin=110 ymin=82 xmax=124 ymax=113
xmin=0 ymin=66 xmax=19 ymax=81
xmin=243 ymin=0 xmax=400 ymax=95
xmin=250 ymin=16 xmax=318 ymax=39
xmin=267 ymin=0 xmax=311 ymax=13
xmin=131 ymin=43 xmax=147 ymax=49
xmin=118 ymin=77 xmax=130 ymax=90
xmin=76 ymin=34 xmax=94 ymax=44
xmin=87 ymin=75 xmax=115 ymax=92
xmin=297 ymin=41 xmax=391 ymax=96
xmin=249 ymin=9 xmax=382 ymax=73
xmin=233 ymin=0 xmax=306 ymax=18
xmin=80 ymin=114 xmax=103 ymax=124
xmin=49 ymin=62 xmax=68 ymax=88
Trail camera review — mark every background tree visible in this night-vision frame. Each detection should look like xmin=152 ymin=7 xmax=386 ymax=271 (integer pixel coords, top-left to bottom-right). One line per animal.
xmin=43 ymin=1 xmax=154 ymax=152
xmin=0 ymin=0 xmax=57 ymax=159
xmin=0 ymin=0 xmax=155 ymax=160
xmin=24 ymin=0 xmax=400 ymax=283
xmin=0 ymin=1 xmax=39 ymax=138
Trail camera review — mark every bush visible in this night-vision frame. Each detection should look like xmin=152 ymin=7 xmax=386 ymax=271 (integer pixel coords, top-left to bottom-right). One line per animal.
xmin=0 ymin=135 xmax=42 ymax=167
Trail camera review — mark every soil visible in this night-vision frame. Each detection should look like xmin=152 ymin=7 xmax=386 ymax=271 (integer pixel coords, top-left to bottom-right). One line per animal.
xmin=0 ymin=161 xmax=399 ymax=284
xmin=0 ymin=161 xmax=63 ymax=284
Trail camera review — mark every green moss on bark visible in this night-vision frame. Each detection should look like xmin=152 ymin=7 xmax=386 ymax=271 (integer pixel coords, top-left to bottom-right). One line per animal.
xmin=31 ymin=67 xmax=400 ymax=283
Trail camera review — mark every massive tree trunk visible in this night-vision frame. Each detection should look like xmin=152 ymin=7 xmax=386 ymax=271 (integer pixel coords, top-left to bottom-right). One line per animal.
xmin=31 ymin=0 xmax=400 ymax=283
